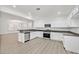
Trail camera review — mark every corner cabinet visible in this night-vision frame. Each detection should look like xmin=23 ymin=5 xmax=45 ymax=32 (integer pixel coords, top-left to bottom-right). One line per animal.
xmin=30 ymin=31 xmax=43 ymax=39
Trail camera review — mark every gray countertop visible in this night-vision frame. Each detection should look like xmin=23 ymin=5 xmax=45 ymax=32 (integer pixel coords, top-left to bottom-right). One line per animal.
xmin=18 ymin=28 xmax=79 ymax=36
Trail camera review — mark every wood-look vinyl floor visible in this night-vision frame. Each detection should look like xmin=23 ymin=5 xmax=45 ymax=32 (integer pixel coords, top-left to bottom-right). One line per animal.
xmin=0 ymin=33 xmax=72 ymax=54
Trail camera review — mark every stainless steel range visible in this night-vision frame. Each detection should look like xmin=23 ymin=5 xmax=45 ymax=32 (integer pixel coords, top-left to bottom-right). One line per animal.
xmin=43 ymin=31 xmax=50 ymax=38
xmin=43 ymin=24 xmax=51 ymax=38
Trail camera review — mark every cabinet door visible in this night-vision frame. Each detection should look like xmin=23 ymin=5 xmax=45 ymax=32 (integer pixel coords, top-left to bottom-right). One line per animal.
xmin=51 ymin=32 xmax=63 ymax=41
xmin=30 ymin=31 xmax=43 ymax=39
xmin=35 ymin=31 xmax=43 ymax=38
xmin=24 ymin=33 xmax=30 ymax=41
xmin=30 ymin=32 xmax=37 ymax=39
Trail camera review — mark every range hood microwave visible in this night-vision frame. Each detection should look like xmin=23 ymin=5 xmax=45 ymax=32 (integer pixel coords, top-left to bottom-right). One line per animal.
xmin=44 ymin=24 xmax=51 ymax=28
xmin=43 ymin=24 xmax=51 ymax=38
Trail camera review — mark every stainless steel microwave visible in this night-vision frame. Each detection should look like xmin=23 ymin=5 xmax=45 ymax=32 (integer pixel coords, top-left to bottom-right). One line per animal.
xmin=44 ymin=24 xmax=51 ymax=28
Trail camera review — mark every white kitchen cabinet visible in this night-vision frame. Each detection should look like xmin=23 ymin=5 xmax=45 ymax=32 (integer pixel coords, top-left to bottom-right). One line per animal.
xmin=51 ymin=32 xmax=64 ymax=41
xmin=18 ymin=32 xmax=24 ymax=43
xmin=30 ymin=31 xmax=43 ymax=39
xmin=63 ymin=36 xmax=79 ymax=53
xmin=18 ymin=32 xmax=30 ymax=43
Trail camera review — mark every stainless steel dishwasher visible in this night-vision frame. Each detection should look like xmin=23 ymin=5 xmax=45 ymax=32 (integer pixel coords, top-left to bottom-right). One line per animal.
xmin=24 ymin=32 xmax=30 ymax=42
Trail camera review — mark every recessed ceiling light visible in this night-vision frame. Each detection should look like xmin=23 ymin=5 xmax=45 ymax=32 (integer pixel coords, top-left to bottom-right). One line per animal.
xmin=12 ymin=5 xmax=16 ymax=8
xmin=57 ymin=11 xmax=61 ymax=15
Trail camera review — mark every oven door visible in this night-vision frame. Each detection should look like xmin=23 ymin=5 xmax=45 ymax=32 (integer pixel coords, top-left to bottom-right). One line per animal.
xmin=43 ymin=32 xmax=50 ymax=38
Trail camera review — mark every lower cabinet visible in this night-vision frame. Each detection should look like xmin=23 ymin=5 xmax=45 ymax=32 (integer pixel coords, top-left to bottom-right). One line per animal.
xmin=18 ymin=31 xmax=64 ymax=43
xmin=18 ymin=33 xmax=24 ymax=43
xmin=64 ymin=36 xmax=79 ymax=53
xmin=18 ymin=32 xmax=30 ymax=43
xmin=30 ymin=31 xmax=43 ymax=39
xmin=30 ymin=32 xmax=64 ymax=41
xmin=51 ymin=32 xmax=64 ymax=41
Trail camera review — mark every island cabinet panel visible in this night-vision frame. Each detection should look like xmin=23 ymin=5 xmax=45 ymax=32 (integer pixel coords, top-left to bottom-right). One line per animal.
xmin=64 ymin=36 xmax=79 ymax=53
xmin=18 ymin=32 xmax=30 ymax=43
xmin=51 ymin=32 xmax=64 ymax=41
xmin=30 ymin=31 xmax=43 ymax=39
xmin=18 ymin=33 xmax=25 ymax=43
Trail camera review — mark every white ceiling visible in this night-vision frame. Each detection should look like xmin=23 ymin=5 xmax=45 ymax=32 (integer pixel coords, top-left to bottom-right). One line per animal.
xmin=0 ymin=5 xmax=77 ymax=20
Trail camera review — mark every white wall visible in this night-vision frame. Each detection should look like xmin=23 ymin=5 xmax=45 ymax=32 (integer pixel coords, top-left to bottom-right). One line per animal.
xmin=33 ymin=17 xmax=79 ymax=29
xmin=34 ymin=17 xmax=69 ymax=27
xmin=72 ymin=18 xmax=79 ymax=27
xmin=68 ymin=18 xmax=78 ymax=27
xmin=0 ymin=12 xmax=33 ymax=34
xmin=0 ymin=11 xmax=2 ymax=33
xmin=33 ymin=17 xmax=79 ymax=34
xmin=69 ymin=18 xmax=79 ymax=34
